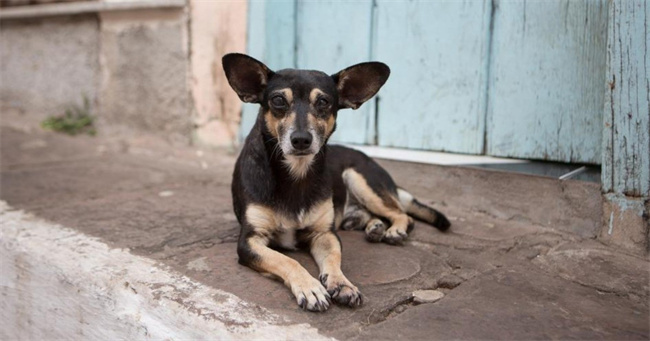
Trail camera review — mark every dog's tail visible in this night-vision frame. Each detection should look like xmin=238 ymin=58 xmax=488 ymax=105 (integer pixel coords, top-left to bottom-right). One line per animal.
xmin=397 ymin=188 xmax=451 ymax=231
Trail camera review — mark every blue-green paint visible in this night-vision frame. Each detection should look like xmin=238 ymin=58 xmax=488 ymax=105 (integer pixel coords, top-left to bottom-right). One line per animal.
xmin=374 ymin=0 xmax=491 ymax=154
xmin=602 ymin=0 xmax=650 ymax=197
xmin=241 ymin=0 xmax=621 ymax=167
xmin=240 ymin=0 xmax=297 ymax=141
xmin=296 ymin=0 xmax=375 ymax=144
xmin=487 ymin=0 xmax=608 ymax=164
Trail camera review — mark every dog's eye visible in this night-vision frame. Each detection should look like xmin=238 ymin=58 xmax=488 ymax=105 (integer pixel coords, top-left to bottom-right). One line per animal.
xmin=316 ymin=98 xmax=330 ymax=109
xmin=270 ymin=95 xmax=287 ymax=108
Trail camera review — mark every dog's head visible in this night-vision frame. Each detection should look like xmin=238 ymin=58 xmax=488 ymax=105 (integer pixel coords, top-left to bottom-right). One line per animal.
xmin=223 ymin=53 xmax=389 ymax=178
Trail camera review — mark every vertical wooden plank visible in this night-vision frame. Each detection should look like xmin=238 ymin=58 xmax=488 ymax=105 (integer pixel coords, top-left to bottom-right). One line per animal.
xmin=374 ymin=0 xmax=491 ymax=154
xmin=600 ymin=0 xmax=649 ymax=255
xmin=602 ymin=0 xmax=650 ymax=197
xmin=239 ymin=0 xmax=296 ymax=141
xmin=295 ymin=0 xmax=374 ymax=145
xmin=487 ymin=0 xmax=608 ymax=164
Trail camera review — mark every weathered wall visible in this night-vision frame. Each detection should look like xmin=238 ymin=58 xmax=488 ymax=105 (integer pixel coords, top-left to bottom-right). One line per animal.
xmin=189 ymin=0 xmax=247 ymax=148
xmin=98 ymin=8 xmax=191 ymax=144
xmin=600 ymin=0 xmax=649 ymax=255
xmin=0 ymin=15 xmax=99 ymax=120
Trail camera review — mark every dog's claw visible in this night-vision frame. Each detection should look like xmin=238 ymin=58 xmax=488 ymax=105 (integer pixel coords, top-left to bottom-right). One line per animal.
xmin=321 ymin=277 xmax=363 ymax=308
xmin=319 ymin=273 xmax=328 ymax=286
xmin=292 ymin=277 xmax=331 ymax=312
xmin=299 ymin=297 xmax=307 ymax=310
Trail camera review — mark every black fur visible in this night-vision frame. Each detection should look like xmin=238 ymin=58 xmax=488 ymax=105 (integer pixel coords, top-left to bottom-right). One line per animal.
xmin=223 ymin=53 xmax=449 ymax=311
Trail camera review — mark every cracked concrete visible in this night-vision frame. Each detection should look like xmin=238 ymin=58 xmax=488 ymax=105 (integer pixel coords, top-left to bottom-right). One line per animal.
xmin=1 ymin=113 xmax=648 ymax=339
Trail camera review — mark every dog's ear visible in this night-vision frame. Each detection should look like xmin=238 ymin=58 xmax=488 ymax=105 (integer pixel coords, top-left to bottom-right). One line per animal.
xmin=332 ymin=62 xmax=390 ymax=110
xmin=222 ymin=53 xmax=274 ymax=103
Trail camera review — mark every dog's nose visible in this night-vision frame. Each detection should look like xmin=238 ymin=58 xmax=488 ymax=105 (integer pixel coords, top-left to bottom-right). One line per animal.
xmin=290 ymin=131 xmax=313 ymax=151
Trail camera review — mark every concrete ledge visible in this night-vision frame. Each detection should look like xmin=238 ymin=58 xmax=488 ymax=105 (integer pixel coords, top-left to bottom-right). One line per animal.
xmin=600 ymin=193 xmax=650 ymax=256
xmin=0 ymin=201 xmax=330 ymax=340
xmin=0 ymin=0 xmax=186 ymax=20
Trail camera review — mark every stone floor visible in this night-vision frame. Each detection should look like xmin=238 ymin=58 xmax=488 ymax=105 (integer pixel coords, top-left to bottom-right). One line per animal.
xmin=1 ymin=114 xmax=648 ymax=340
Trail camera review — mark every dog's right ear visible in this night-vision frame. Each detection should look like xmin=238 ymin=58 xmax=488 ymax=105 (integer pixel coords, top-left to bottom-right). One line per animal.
xmin=222 ymin=53 xmax=274 ymax=103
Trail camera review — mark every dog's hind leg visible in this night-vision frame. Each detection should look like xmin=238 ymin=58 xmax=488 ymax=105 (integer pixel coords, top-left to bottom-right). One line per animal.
xmin=342 ymin=168 xmax=413 ymax=244
xmin=397 ymin=188 xmax=451 ymax=230
xmin=339 ymin=193 xmax=388 ymax=243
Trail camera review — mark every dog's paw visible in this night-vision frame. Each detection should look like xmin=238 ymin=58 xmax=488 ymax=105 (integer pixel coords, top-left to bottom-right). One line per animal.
xmin=382 ymin=225 xmax=408 ymax=245
xmin=290 ymin=276 xmax=331 ymax=312
xmin=365 ymin=218 xmax=386 ymax=243
xmin=319 ymin=273 xmax=364 ymax=308
xmin=341 ymin=216 xmax=363 ymax=230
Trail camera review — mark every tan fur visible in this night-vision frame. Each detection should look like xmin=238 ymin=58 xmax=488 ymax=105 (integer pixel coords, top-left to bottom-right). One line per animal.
xmin=276 ymin=88 xmax=293 ymax=103
xmin=309 ymin=88 xmax=323 ymax=102
xmin=245 ymin=200 xmax=335 ymax=310
xmin=308 ymin=88 xmax=336 ymax=137
xmin=282 ymin=154 xmax=315 ymax=180
xmin=342 ymin=168 xmax=411 ymax=238
xmin=246 ymin=235 xmax=330 ymax=309
xmin=334 ymin=206 xmax=344 ymax=230
xmin=245 ymin=200 xmax=334 ymax=234
xmin=310 ymin=232 xmax=360 ymax=305
xmin=263 ymin=88 xmax=294 ymax=139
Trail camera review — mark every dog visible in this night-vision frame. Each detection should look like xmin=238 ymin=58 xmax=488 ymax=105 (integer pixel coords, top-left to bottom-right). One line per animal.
xmin=222 ymin=53 xmax=450 ymax=312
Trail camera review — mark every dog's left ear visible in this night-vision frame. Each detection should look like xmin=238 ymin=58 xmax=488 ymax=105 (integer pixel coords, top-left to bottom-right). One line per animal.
xmin=222 ymin=53 xmax=274 ymax=103
xmin=332 ymin=62 xmax=390 ymax=110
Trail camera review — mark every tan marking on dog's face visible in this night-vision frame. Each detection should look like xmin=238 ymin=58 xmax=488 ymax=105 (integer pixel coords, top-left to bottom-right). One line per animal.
xmin=309 ymin=88 xmax=324 ymax=102
xmin=264 ymin=88 xmax=294 ymax=139
xmin=308 ymin=88 xmax=337 ymax=139
xmin=264 ymin=110 xmax=296 ymax=140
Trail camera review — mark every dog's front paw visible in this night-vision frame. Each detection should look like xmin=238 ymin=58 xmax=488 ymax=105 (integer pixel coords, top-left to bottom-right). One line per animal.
xmin=319 ymin=273 xmax=364 ymax=308
xmin=290 ymin=276 xmax=331 ymax=312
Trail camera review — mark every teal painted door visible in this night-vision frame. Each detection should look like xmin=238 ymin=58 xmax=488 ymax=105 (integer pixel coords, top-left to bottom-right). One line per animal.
xmin=487 ymin=0 xmax=608 ymax=164
xmin=374 ymin=0 xmax=491 ymax=154
xmin=296 ymin=1 xmax=375 ymax=145
xmin=242 ymin=0 xmax=608 ymax=164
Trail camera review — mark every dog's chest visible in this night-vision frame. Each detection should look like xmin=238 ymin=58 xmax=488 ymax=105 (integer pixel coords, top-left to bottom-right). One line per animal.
xmin=273 ymin=209 xmax=313 ymax=249
xmin=271 ymin=200 xmax=334 ymax=249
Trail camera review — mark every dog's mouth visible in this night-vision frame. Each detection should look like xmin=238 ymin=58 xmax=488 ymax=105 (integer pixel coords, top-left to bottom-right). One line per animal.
xmin=286 ymin=150 xmax=315 ymax=157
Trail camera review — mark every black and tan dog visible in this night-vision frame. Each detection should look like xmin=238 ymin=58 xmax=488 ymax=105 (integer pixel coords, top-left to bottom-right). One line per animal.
xmin=222 ymin=53 xmax=450 ymax=312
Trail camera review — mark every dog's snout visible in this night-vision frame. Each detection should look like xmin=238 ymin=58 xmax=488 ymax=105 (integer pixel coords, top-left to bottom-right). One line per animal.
xmin=290 ymin=131 xmax=312 ymax=151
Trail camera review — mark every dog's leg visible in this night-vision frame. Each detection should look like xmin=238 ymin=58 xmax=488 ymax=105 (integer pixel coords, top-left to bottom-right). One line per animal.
xmin=238 ymin=233 xmax=331 ymax=311
xmin=340 ymin=193 xmax=372 ymax=230
xmin=339 ymin=193 xmax=387 ymax=242
xmin=343 ymin=168 xmax=413 ymax=244
xmin=309 ymin=231 xmax=363 ymax=307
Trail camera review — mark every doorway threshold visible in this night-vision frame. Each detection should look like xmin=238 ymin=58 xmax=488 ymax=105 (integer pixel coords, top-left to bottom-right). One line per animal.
xmin=342 ymin=144 xmax=601 ymax=184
